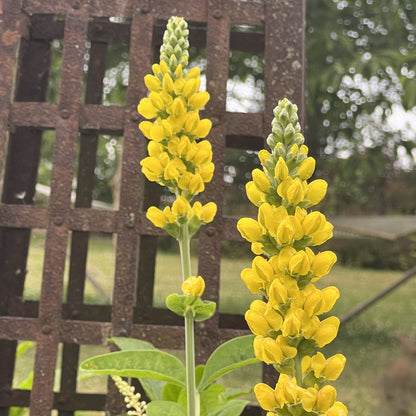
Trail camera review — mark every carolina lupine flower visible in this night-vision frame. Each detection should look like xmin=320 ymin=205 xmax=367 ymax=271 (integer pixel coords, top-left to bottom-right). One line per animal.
xmin=138 ymin=16 xmax=216 ymax=239
xmin=238 ymin=99 xmax=348 ymax=416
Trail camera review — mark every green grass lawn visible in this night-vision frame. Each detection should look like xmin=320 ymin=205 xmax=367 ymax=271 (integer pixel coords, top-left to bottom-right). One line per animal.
xmin=18 ymin=231 xmax=416 ymax=416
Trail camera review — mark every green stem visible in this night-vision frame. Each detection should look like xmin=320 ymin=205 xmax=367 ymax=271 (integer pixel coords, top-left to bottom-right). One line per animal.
xmin=179 ymin=223 xmax=199 ymax=416
xmin=294 ymin=353 xmax=303 ymax=387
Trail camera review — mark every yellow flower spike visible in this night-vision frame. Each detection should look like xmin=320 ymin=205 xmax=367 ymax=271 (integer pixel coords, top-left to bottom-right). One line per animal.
xmin=274 ymin=157 xmax=289 ymax=181
xmin=323 ymin=354 xmax=346 ymax=381
xmin=189 ymin=91 xmax=210 ymax=110
xmin=237 ymin=218 xmax=263 ymax=243
xmin=252 ymin=169 xmax=271 ymax=193
xmin=288 ymin=250 xmax=310 ymax=276
xmin=182 ymin=276 xmax=205 ymax=297
xmin=137 ymin=97 xmax=158 ymax=119
xmin=146 ymin=206 xmax=168 ymax=228
xmin=172 ymin=196 xmax=191 ymax=218
xmin=268 ymin=278 xmax=288 ymax=307
xmin=254 ymin=383 xmax=278 ymax=411
xmin=314 ymin=316 xmax=340 ymax=348
xmin=325 ymin=401 xmax=348 ymax=416
xmin=297 ymin=157 xmax=316 ymax=180
xmin=306 ymin=179 xmax=328 ymax=205
xmin=144 ymin=74 xmax=161 ymax=91
xmin=196 ymin=118 xmax=212 ymax=138
xmin=241 ymin=268 xmax=264 ymax=294
xmin=316 ymin=385 xmax=337 ymax=412
xmin=311 ymin=250 xmax=337 ymax=279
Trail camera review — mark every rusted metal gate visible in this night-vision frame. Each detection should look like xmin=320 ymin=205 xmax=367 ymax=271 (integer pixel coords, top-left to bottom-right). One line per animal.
xmin=0 ymin=0 xmax=305 ymax=414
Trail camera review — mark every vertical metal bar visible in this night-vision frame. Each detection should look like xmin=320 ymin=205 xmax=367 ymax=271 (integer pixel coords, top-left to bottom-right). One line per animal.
xmin=107 ymin=2 xmax=153 ymax=413
xmin=195 ymin=0 xmax=230 ymax=363
xmin=59 ymin=40 xmax=108 ymax=416
xmin=30 ymin=12 xmax=88 ymax=416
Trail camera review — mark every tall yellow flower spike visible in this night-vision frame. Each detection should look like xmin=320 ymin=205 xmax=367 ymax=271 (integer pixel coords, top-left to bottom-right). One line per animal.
xmin=238 ymin=99 xmax=348 ymax=416
xmin=138 ymin=16 xmax=216 ymax=238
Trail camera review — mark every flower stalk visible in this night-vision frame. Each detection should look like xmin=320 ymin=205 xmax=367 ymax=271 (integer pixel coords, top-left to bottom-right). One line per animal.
xmin=137 ymin=16 xmax=217 ymax=416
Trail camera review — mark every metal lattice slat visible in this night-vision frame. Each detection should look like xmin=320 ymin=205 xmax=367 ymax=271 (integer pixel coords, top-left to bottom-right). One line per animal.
xmin=0 ymin=1 xmax=305 ymax=415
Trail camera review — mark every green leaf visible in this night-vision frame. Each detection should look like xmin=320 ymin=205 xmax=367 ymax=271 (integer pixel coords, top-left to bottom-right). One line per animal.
xmin=165 ymin=293 xmax=190 ymax=317
xmin=193 ymin=299 xmax=216 ymax=322
xmin=162 ymin=383 xmax=184 ymax=402
xmin=206 ymin=400 xmax=249 ymax=416
xmin=198 ymin=335 xmax=259 ymax=390
xmin=80 ymin=350 xmax=186 ymax=387
xmin=108 ymin=337 xmax=155 ymax=351
xmin=140 ymin=378 xmax=165 ymax=401
xmin=146 ymin=400 xmax=186 ymax=416
xmin=200 ymin=383 xmax=226 ymax=416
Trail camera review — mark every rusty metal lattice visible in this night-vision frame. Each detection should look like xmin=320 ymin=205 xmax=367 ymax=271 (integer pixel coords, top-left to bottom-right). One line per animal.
xmin=0 ymin=1 xmax=305 ymax=415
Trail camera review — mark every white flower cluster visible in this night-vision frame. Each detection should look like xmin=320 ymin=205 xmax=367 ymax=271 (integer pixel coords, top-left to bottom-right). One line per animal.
xmin=112 ymin=376 xmax=147 ymax=416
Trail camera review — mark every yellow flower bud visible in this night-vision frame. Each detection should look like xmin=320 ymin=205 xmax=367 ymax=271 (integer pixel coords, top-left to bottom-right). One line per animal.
xmin=303 ymin=288 xmax=324 ymax=317
xmin=146 ymin=206 xmax=167 ymax=228
xmin=306 ymin=179 xmax=328 ymax=205
xmin=323 ymin=354 xmax=346 ymax=381
xmin=252 ymin=256 xmax=274 ymax=284
xmin=144 ymin=74 xmax=161 ymax=91
xmin=189 ymin=91 xmax=210 ymax=110
xmin=278 ymin=219 xmax=297 ymax=245
xmin=301 ymin=387 xmax=318 ymax=412
xmin=182 ymin=276 xmax=205 ymax=297
xmin=137 ymin=97 xmax=158 ymax=119
xmin=314 ymin=316 xmax=340 ymax=348
xmin=311 ymin=250 xmax=337 ymax=278
xmin=320 ymin=286 xmax=340 ymax=314
xmin=297 ymin=157 xmax=315 ymax=180
xmin=310 ymin=221 xmax=334 ymax=246
xmin=258 ymin=149 xmax=271 ymax=164
xmin=275 ymin=157 xmax=289 ymax=181
xmin=194 ymin=201 xmax=217 ymax=223
xmin=147 ymin=141 xmax=163 ymax=157
xmin=241 ymin=268 xmax=263 ymax=294
xmin=171 ymin=97 xmax=186 ymax=118
xmin=309 ymin=351 xmax=326 ymax=378
xmin=286 ymin=177 xmax=306 ymax=204
xmin=288 ymin=250 xmax=310 ymax=276
xmin=188 ymin=173 xmax=204 ymax=194
xmin=246 ymin=181 xmax=265 ymax=207
xmin=252 ymin=169 xmax=271 ymax=193
xmin=245 ymin=309 xmax=271 ymax=336
xmin=264 ymin=303 xmax=284 ymax=331
xmin=149 ymin=91 xmax=165 ymax=111
xmin=183 ymin=78 xmax=200 ymax=98
xmin=186 ymin=67 xmax=200 ymax=79
xmin=174 ymin=63 xmax=183 ymax=78
xmin=160 ymin=60 xmax=169 ymax=74
xmin=162 ymin=73 xmax=174 ymax=92
xmin=152 ymin=63 xmax=161 ymax=76
xmin=325 ymin=401 xmax=348 ymax=416
xmin=140 ymin=157 xmax=163 ymax=181
xmin=198 ymin=163 xmax=214 ymax=182
xmin=139 ymin=121 xmax=153 ymax=139
xmin=276 ymin=335 xmax=297 ymax=358
xmin=302 ymin=211 xmax=326 ymax=235
xmin=237 ymin=218 xmax=263 ymax=243
xmin=282 ymin=311 xmax=301 ymax=337
xmin=254 ymin=383 xmax=278 ymax=411
xmin=316 ymin=385 xmax=337 ymax=412
xmin=184 ymin=111 xmax=200 ymax=133
xmin=172 ymin=196 xmax=191 ymax=217
xmin=268 ymin=278 xmax=288 ymax=307
xmin=149 ymin=124 xmax=166 ymax=142
xmin=196 ymin=118 xmax=212 ymax=138
xmin=277 ymin=246 xmax=297 ymax=272
xmin=173 ymin=77 xmax=185 ymax=95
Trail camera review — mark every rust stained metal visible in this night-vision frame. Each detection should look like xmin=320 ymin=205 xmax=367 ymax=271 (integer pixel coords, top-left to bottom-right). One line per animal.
xmin=0 ymin=1 xmax=305 ymax=415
